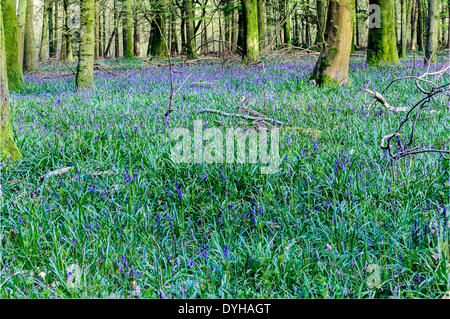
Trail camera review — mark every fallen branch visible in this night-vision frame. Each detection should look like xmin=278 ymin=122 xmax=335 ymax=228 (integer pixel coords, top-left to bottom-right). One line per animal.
xmin=196 ymin=108 xmax=287 ymax=127
xmin=38 ymin=167 xmax=74 ymax=181
xmin=363 ymin=88 xmax=408 ymax=112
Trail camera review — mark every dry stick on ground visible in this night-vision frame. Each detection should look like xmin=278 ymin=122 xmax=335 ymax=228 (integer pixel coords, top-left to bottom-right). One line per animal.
xmin=363 ymin=88 xmax=408 ymax=112
xmin=197 ymin=109 xmax=287 ymax=127
xmin=38 ymin=167 xmax=74 ymax=180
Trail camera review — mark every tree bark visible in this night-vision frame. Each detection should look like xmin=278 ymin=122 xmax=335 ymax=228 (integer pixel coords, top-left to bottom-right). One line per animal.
xmin=76 ymin=0 xmax=95 ymax=90
xmin=123 ymin=0 xmax=134 ymax=58
xmin=311 ymin=0 xmax=354 ymax=86
xmin=257 ymin=0 xmax=264 ymax=52
xmin=243 ymin=0 xmax=259 ymax=62
xmin=0 ymin=0 xmax=22 ymax=161
xmin=417 ymin=0 xmax=424 ymax=51
xmin=63 ymin=0 xmax=74 ymax=61
xmin=17 ymin=0 xmax=26 ymax=69
xmin=40 ymin=0 xmax=50 ymax=61
xmin=315 ymin=0 xmax=328 ymax=44
xmin=23 ymin=0 xmax=37 ymax=72
xmin=424 ymin=0 xmax=439 ymax=64
xmin=2 ymin=0 xmax=24 ymax=91
xmin=184 ymin=0 xmax=197 ymax=59
xmin=367 ymin=0 xmax=400 ymax=65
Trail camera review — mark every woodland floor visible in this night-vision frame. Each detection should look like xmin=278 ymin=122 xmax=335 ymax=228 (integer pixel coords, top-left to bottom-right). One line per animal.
xmin=0 ymin=53 xmax=449 ymax=298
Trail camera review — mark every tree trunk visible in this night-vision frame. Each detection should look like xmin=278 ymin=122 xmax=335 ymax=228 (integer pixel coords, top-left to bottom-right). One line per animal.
xmin=231 ymin=3 xmax=238 ymax=52
xmin=311 ymin=0 xmax=354 ymax=86
xmin=76 ymin=0 xmax=95 ymax=90
xmin=281 ymin=0 xmax=291 ymax=49
xmin=257 ymin=0 xmax=264 ymax=52
xmin=114 ymin=0 xmax=120 ymax=57
xmin=17 ymin=0 xmax=26 ymax=69
xmin=417 ymin=0 xmax=424 ymax=51
xmin=243 ymin=0 xmax=259 ymax=62
xmin=170 ymin=5 xmax=177 ymax=55
xmin=315 ymin=0 xmax=327 ymax=44
xmin=424 ymin=0 xmax=439 ymax=64
xmin=54 ymin=0 xmax=61 ymax=60
xmin=23 ymin=0 xmax=37 ymax=72
xmin=134 ymin=3 xmax=141 ymax=57
xmin=63 ymin=0 xmax=74 ymax=61
xmin=40 ymin=0 xmax=50 ymax=61
xmin=367 ymin=0 xmax=400 ymax=65
xmin=410 ymin=0 xmax=417 ymax=50
xmin=2 ymin=0 xmax=24 ymax=91
xmin=0 ymin=0 xmax=22 ymax=161
xmin=184 ymin=0 xmax=197 ymax=59
xmin=123 ymin=0 xmax=134 ymax=58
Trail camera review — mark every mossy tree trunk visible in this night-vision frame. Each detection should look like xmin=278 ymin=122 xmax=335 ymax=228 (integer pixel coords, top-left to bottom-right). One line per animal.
xmin=76 ymin=0 xmax=95 ymax=90
xmin=310 ymin=0 xmax=354 ymax=86
xmin=257 ymin=0 xmax=264 ymax=52
xmin=281 ymin=0 xmax=291 ymax=49
xmin=424 ymin=0 xmax=439 ymax=64
xmin=243 ymin=0 xmax=259 ymax=62
xmin=123 ymin=0 xmax=134 ymax=58
xmin=63 ymin=0 xmax=74 ymax=61
xmin=134 ymin=1 xmax=141 ymax=56
xmin=23 ymin=0 xmax=37 ymax=72
xmin=0 ymin=1 xmax=22 ymax=161
xmin=2 ymin=0 xmax=24 ymax=91
xmin=367 ymin=0 xmax=400 ymax=65
xmin=315 ymin=0 xmax=328 ymax=44
xmin=17 ymin=0 xmax=26 ymax=69
xmin=150 ymin=0 xmax=168 ymax=58
xmin=184 ymin=0 xmax=197 ymax=59
xmin=40 ymin=0 xmax=50 ymax=61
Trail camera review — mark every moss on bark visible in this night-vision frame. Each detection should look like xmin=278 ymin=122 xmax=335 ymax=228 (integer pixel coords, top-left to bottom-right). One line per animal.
xmin=123 ymin=0 xmax=134 ymax=58
xmin=23 ymin=0 xmax=37 ymax=72
xmin=151 ymin=0 xmax=168 ymax=58
xmin=0 ymin=1 xmax=22 ymax=161
xmin=243 ymin=0 xmax=259 ymax=62
xmin=184 ymin=0 xmax=197 ymax=59
xmin=367 ymin=0 xmax=400 ymax=66
xmin=310 ymin=0 xmax=354 ymax=86
xmin=1 ymin=0 xmax=24 ymax=91
xmin=76 ymin=0 xmax=95 ymax=90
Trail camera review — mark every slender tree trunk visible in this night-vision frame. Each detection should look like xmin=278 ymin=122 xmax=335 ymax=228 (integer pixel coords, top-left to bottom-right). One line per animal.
xmin=17 ymin=0 xmax=26 ymax=69
xmin=281 ymin=0 xmax=291 ymax=49
xmin=123 ymin=0 xmax=134 ymax=58
xmin=48 ymin=0 xmax=54 ymax=56
xmin=243 ymin=0 xmax=259 ymax=62
xmin=367 ymin=0 xmax=400 ymax=65
xmin=311 ymin=0 xmax=354 ymax=86
xmin=55 ymin=0 xmax=62 ymax=60
xmin=23 ymin=0 xmax=37 ymax=72
xmin=134 ymin=3 xmax=141 ymax=57
xmin=170 ymin=5 xmax=177 ymax=55
xmin=0 ymin=0 xmax=22 ymax=160
xmin=2 ymin=0 xmax=24 ymax=91
xmin=231 ymin=3 xmax=238 ymax=52
xmin=76 ymin=0 xmax=95 ymax=90
xmin=40 ymin=0 xmax=50 ymax=61
xmin=95 ymin=0 xmax=99 ymax=59
xmin=184 ymin=0 xmax=197 ymax=59
xmin=114 ymin=0 xmax=120 ymax=57
xmin=151 ymin=0 xmax=168 ymax=57
xmin=257 ymin=0 xmax=264 ymax=52
xmin=305 ymin=0 xmax=311 ymax=45
xmin=410 ymin=0 xmax=417 ymax=50
xmin=315 ymin=0 xmax=327 ymax=44
xmin=417 ymin=0 xmax=424 ymax=51
xmin=424 ymin=0 xmax=439 ymax=64
xmin=63 ymin=0 xmax=74 ymax=61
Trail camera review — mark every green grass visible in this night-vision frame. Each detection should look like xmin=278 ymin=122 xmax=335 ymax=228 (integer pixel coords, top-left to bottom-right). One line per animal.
xmin=0 ymin=56 xmax=448 ymax=298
